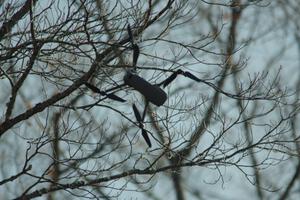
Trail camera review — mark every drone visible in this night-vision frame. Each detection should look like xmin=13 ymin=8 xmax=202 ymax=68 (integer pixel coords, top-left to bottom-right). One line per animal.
xmin=84 ymin=24 xmax=201 ymax=147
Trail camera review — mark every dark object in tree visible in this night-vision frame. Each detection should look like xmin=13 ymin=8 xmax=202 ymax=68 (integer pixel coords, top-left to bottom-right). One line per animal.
xmin=127 ymin=24 xmax=140 ymax=67
xmin=132 ymin=104 xmax=151 ymax=147
xmin=127 ymin=24 xmax=134 ymax=45
xmin=141 ymin=129 xmax=151 ymax=148
xmin=132 ymin=44 xmax=140 ymax=67
xmin=84 ymin=24 xmax=203 ymax=148
xmin=84 ymin=82 xmax=126 ymax=102
xmin=124 ymin=71 xmax=167 ymax=106
xmin=163 ymin=69 xmax=201 ymax=88
xmin=126 ymin=24 xmax=167 ymax=106
xmin=125 ymin=24 xmax=202 ymax=147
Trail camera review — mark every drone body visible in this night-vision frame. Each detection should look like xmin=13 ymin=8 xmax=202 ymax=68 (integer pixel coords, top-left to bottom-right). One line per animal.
xmin=124 ymin=71 xmax=167 ymax=106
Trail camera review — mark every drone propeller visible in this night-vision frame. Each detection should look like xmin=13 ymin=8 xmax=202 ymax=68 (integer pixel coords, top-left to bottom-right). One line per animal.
xmin=127 ymin=24 xmax=140 ymax=68
xmin=132 ymin=44 xmax=140 ymax=67
xmin=132 ymin=104 xmax=152 ymax=147
xmin=141 ymin=129 xmax=151 ymax=148
xmin=127 ymin=24 xmax=134 ymax=46
xmin=132 ymin=103 xmax=142 ymax=122
xmin=105 ymin=93 xmax=126 ymax=103
xmin=163 ymin=70 xmax=201 ymax=88
xmin=85 ymin=82 xmax=126 ymax=102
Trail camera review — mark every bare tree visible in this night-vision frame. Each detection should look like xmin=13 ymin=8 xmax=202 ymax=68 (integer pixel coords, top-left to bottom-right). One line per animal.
xmin=0 ymin=0 xmax=299 ymax=199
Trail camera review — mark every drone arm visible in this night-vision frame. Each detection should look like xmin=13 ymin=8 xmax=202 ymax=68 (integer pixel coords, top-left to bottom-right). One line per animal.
xmin=162 ymin=70 xmax=181 ymax=88
xmin=85 ymin=82 xmax=126 ymax=102
xmin=162 ymin=70 xmax=201 ymax=87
